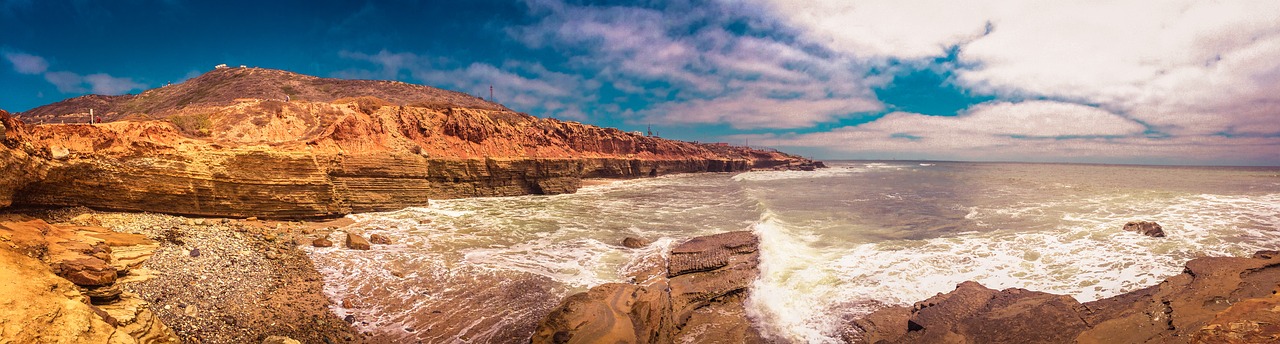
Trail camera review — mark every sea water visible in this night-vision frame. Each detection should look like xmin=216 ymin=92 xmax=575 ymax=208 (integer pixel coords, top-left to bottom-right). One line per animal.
xmin=306 ymin=161 xmax=1280 ymax=343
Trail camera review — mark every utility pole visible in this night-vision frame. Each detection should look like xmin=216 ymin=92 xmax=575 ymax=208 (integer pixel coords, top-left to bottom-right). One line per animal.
xmin=489 ymin=85 xmax=494 ymax=102
xmin=89 ymin=109 xmax=93 ymax=125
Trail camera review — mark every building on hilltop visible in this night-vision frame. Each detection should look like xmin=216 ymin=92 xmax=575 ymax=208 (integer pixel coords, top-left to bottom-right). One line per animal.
xmin=214 ymin=64 xmax=228 ymax=69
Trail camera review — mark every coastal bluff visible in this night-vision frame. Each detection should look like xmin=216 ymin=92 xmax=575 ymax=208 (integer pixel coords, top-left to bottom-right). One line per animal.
xmin=1 ymin=67 xmax=820 ymax=219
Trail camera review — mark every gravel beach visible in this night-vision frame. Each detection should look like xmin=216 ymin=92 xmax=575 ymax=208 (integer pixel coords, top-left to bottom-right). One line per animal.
xmin=16 ymin=207 xmax=362 ymax=344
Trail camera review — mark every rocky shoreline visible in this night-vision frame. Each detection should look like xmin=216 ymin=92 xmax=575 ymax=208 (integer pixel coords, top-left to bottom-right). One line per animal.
xmin=5 ymin=207 xmax=1278 ymax=343
xmin=537 ymin=231 xmax=1280 ymax=344
xmin=3 ymin=207 xmax=361 ymax=343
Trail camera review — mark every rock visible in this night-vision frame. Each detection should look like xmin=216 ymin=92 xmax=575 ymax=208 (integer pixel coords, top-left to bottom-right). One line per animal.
xmin=621 ymin=236 xmax=650 ymax=248
xmin=345 ymin=232 xmax=371 ymax=250
xmin=246 ymin=217 xmax=258 ymax=222
xmin=266 ymin=251 xmax=279 ymax=260
xmin=262 ymin=335 xmax=303 ymax=344
xmin=85 ymin=283 xmax=123 ymax=304
xmin=0 ymin=247 xmax=178 ymax=343
xmin=369 ymin=233 xmax=392 ymax=245
xmin=184 ymin=304 xmax=198 ymax=317
xmin=189 ymin=247 xmax=201 ymax=257
xmin=1252 ymin=250 xmax=1278 ymax=259
xmin=533 ymin=231 xmax=764 ymax=344
xmin=854 ymin=252 xmax=1280 ymax=343
xmin=54 ymin=257 xmax=118 ymax=287
xmin=313 ymin=237 xmax=334 ymax=247
xmin=302 ymin=227 xmax=316 ymax=234
xmin=49 ymin=145 xmax=70 ymax=160
xmin=1122 ymin=221 xmax=1165 ymax=237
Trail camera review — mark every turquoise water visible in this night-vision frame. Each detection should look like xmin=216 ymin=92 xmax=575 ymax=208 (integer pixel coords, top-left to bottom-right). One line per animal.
xmin=307 ymin=161 xmax=1280 ymax=343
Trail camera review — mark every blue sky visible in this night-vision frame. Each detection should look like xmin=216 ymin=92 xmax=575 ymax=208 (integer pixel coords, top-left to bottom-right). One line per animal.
xmin=3 ymin=0 xmax=1279 ymax=165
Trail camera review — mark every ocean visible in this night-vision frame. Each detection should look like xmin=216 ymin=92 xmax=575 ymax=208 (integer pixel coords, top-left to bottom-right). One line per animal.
xmin=305 ymin=161 xmax=1280 ymax=343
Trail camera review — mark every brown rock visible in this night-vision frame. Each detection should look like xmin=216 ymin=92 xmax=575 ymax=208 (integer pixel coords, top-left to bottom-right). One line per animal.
xmin=84 ymin=283 xmax=123 ymax=304
xmin=0 ymin=247 xmax=178 ymax=343
xmin=533 ymin=231 xmax=763 ymax=344
xmin=54 ymin=257 xmax=117 ymax=287
xmin=1252 ymin=250 xmax=1279 ymax=259
xmin=855 ymin=251 xmax=1280 ymax=344
xmin=1122 ymin=221 xmax=1165 ymax=237
xmin=312 ymin=237 xmax=334 ymax=247
xmin=369 ymin=233 xmax=392 ymax=245
xmin=621 ymin=236 xmax=650 ymax=248
xmin=345 ymin=232 xmax=371 ymax=250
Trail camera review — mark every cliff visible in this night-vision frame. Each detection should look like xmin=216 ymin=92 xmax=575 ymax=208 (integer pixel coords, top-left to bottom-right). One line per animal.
xmin=2 ymin=68 xmax=819 ymax=219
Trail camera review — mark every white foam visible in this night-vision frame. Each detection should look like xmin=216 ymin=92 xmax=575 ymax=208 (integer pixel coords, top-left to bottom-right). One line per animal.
xmin=745 ymin=193 xmax=1280 ymax=343
xmin=462 ymin=237 xmax=620 ymax=289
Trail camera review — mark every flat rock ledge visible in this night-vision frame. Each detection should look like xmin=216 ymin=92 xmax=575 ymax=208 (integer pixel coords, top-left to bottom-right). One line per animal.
xmin=851 ymin=251 xmax=1280 ymax=343
xmin=532 ymin=231 xmax=766 ymax=344
xmin=0 ymin=215 xmax=179 ymax=343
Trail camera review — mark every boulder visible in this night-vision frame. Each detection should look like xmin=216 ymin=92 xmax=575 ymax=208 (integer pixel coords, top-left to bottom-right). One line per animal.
xmin=621 ymin=236 xmax=650 ymax=248
xmin=345 ymin=232 xmax=371 ymax=250
xmin=312 ymin=237 xmax=334 ymax=247
xmin=533 ymin=231 xmax=764 ymax=344
xmin=54 ymin=257 xmax=117 ymax=286
xmin=853 ymin=250 xmax=1280 ymax=343
xmin=1122 ymin=221 xmax=1165 ymax=237
xmin=369 ymin=233 xmax=392 ymax=245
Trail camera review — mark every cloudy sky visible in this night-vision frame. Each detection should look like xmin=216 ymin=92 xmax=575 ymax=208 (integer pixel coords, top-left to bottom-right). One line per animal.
xmin=3 ymin=0 xmax=1278 ymax=165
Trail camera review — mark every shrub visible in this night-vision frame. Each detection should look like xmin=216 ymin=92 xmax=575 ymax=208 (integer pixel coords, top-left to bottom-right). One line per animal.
xmin=170 ymin=113 xmax=213 ymax=137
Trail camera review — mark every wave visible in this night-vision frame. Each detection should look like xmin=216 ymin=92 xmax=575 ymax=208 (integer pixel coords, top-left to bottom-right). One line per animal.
xmin=743 ymin=193 xmax=1280 ymax=343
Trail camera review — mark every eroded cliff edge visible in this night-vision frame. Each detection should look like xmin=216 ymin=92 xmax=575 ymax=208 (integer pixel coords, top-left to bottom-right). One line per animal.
xmin=1 ymin=68 xmax=821 ymax=219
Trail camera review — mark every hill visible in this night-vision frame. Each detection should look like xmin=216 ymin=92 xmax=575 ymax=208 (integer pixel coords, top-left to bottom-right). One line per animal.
xmin=19 ymin=67 xmax=508 ymax=123
xmin=0 ymin=68 xmax=820 ymax=218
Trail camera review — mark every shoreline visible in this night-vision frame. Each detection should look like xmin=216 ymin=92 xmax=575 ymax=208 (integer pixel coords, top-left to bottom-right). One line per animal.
xmin=8 ymin=203 xmax=1277 ymax=343
xmin=7 ymin=207 xmax=364 ymax=343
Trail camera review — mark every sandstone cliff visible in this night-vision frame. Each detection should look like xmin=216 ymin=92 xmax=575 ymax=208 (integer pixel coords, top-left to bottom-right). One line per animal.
xmin=2 ymin=68 xmax=820 ymax=219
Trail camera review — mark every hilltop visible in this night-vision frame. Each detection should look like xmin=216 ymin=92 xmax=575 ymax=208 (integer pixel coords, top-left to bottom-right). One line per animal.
xmin=19 ymin=67 xmax=507 ymax=123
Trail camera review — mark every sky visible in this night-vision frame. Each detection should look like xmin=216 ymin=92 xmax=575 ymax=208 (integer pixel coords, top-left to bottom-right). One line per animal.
xmin=3 ymin=0 xmax=1279 ymax=165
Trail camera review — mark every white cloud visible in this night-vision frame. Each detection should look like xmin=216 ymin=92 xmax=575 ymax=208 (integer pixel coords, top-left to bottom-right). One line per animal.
xmin=3 ymin=51 xmax=48 ymax=74
xmin=757 ymin=0 xmax=1280 ymax=138
xmin=6 ymin=50 xmax=146 ymax=95
xmin=84 ymin=73 xmax=146 ymax=95
xmin=647 ymin=94 xmax=880 ymax=129
xmin=743 ymin=101 xmax=1277 ymax=165
xmin=43 ymin=71 xmax=85 ymax=93
xmin=337 ymin=49 xmax=593 ymax=120
xmin=514 ymin=0 xmax=885 ymax=128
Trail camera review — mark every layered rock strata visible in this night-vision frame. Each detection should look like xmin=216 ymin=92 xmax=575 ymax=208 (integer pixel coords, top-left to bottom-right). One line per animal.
xmin=1 ymin=69 xmax=820 ymax=219
xmin=532 ymin=231 xmax=766 ymax=344
xmin=852 ymin=251 xmax=1280 ymax=343
xmin=0 ymin=215 xmax=178 ymax=343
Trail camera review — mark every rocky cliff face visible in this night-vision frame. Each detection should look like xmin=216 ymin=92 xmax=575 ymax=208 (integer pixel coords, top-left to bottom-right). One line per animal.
xmin=2 ymin=69 xmax=819 ymax=219
xmin=532 ymin=231 xmax=766 ymax=344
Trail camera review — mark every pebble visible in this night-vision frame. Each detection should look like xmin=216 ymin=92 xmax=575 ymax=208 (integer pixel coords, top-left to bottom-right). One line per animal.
xmin=189 ymin=248 xmax=201 ymax=257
